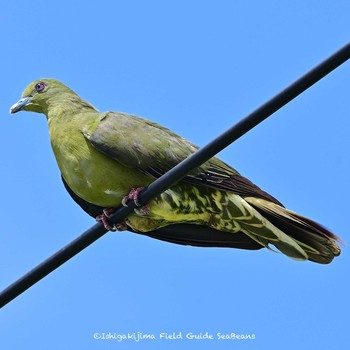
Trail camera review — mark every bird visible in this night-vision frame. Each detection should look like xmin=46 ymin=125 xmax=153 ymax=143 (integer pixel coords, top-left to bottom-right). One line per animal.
xmin=10 ymin=78 xmax=341 ymax=264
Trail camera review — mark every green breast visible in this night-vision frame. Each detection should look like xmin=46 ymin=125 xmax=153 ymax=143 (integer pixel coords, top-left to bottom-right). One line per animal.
xmin=47 ymin=111 xmax=152 ymax=207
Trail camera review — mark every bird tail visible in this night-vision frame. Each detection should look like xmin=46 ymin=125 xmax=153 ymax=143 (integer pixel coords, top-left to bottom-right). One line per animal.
xmin=244 ymin=197 xmax=342 ymax=264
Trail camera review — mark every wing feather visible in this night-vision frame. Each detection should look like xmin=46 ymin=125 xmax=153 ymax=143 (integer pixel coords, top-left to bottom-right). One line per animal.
xmin=84 ymin=112 xmax=281 ymax=205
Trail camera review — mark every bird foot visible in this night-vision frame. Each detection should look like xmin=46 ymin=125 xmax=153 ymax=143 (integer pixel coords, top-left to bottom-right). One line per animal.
xmin=122 ymin=187 xmax=151 ymax=216
xmin=96 ymin=208 xmax=128 ymax=232
xmin=122 ymin=187 xmax=144 ymax=207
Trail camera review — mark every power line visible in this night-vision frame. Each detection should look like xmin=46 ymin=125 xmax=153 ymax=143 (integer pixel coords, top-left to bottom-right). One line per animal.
xmin=1 ymin=42 xmax=349 ymax=308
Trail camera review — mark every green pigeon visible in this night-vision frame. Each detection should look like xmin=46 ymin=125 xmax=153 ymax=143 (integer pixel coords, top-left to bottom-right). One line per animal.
xmin=10 ymin=79 xmax=341 ymax=264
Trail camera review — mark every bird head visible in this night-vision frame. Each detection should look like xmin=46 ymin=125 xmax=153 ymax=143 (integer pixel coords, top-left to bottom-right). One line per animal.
xmin=9 ymin=79 xmax=92 ymax=115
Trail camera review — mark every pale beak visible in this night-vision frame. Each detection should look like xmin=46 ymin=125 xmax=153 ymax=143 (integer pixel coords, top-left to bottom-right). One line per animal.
xmin=9 ymin=96 xmax=31 ymax=114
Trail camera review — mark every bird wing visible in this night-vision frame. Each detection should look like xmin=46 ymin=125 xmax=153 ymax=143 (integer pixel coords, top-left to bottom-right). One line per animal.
xmin=83 ymin=111 xmax=282 ymax=205
xmin=81 ymin=112 xmax=341 ymax=263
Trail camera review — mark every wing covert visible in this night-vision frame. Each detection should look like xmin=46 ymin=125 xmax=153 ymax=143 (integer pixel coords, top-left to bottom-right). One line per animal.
xmin=84 ymin=111 xmax=282 ymax=205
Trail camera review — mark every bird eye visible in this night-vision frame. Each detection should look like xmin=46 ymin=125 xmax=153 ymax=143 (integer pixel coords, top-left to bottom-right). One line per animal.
xmin=34 ymin=82 xmax=46 ymax=92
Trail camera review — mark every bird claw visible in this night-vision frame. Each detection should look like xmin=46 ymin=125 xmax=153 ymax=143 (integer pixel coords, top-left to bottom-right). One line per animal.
xmin=96 ymin=207 xmax=127 ymax=232
xmin=114 ymin=222 xmax=128 ymax=231
xmin=122 ymin=187 xmax=144 ymax=207
xmin=122 ymin=187 xmax=151 ymax=216
xmin=134 ymin=206 xmax=151 ymax=216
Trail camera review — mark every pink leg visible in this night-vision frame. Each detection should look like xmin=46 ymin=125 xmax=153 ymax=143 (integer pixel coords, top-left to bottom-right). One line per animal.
xmin=122 ymin=187 xmax=144 ymax=207
xmin=96 ymin=207 xmax=128 ymax=231
xmin=122 ymin=187 xmax=151 ymax=215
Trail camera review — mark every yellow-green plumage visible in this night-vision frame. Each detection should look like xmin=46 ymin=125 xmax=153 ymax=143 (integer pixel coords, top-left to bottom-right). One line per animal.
xmin=49 ymin=110 xmax=152 ymax=207
xmin=10 ymin=79 xmax=342 ymax=264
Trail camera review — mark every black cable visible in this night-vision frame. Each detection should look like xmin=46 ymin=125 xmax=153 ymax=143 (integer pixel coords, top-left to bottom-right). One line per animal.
xmin=1 ymin=42 xmax=349 ymax=308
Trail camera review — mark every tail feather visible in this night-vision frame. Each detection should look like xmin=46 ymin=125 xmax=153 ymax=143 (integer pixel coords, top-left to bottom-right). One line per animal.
xmin=245 ymin=197 xmax=341 ymax=264
xmin=238 ymin=222 xmax=309 ymax=261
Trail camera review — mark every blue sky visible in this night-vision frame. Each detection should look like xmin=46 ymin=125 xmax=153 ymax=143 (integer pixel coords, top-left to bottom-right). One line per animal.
xmin=1 ymin=1 xmax=349 ymax=349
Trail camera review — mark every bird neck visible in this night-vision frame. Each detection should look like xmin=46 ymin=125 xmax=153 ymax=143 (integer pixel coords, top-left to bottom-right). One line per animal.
xmin=45 ymin=93 xmax=98 ymax=120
